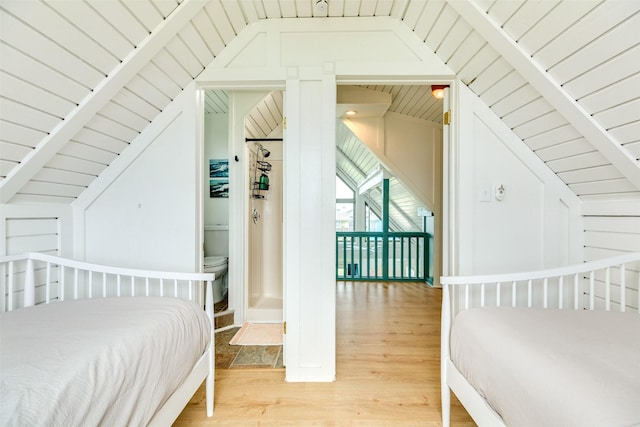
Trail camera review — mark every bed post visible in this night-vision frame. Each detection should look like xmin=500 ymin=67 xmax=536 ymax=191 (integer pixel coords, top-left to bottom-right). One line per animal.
xmin=205 ymin=279 xmax=215 ymax=416
xmin=441 ymin=283 xmax=451 ymax=427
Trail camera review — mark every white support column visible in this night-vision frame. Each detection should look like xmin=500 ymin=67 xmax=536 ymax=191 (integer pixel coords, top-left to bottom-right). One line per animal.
xmin=284 ymin=64 xmax=336 ymax=382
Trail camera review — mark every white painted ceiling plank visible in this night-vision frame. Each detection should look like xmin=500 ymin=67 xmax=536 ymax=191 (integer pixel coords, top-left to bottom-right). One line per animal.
xmin=126 ymin=75 xmax=173 ymax=110
xmin=425 ymin=3 xmax=458 ymax=50
xmin=524 ymin=123 xmax=582 ymax=151
xmin=512 ymin=111 xmax=567 ymax=140
xmin=546 ymin=151 xmax=609 ymax=173
xmin=558 ymin=165 xmax=624 ymax=185
xmin=344 ymin=0 xmax=363 ymax=17
xmin=87 ymin=0 xmax=150 ymax=46
xmin=609 ymin=121 xmax=640 ymax=145
xmin=412 ymin=0 xmax=444 ymax=41
xmin=486 ymin=0 xmax=523 ymax=27
xmin=20 ymin=181 xmax=85 ymax=199
xmin=449 ymin=0 xmax=640 ymax=190
xmin=143 ymin=56 xmax=187 ymax=96
xmin=570 ymin=178 xmax=637 ymax=196
xmin=151 ymin=50 xmax=192 ymax=89
xmin=58 ymin=141 xmax=118 ymax=165
xmin=72 ymin=128 xmax=129 ymax=154
xmin=0 ymin=122 xmax=47 ymax=149
xmin=535 ymin=138 xmax=595 ymax=162
xmin=124 ymin=0 xmax=165 ymax=32
xmin=0 ymin=160 xmax=17 ymax=178
xmin=0 ymin=98 xmax=61 ymax=132
xmin=10 ymin=193 xmax=74 ymax=205
xmin=112 ymin=89 xmax=161 ymax=122
xmin=219 ymin=0 xmax=247 ymax=36
xmin=279 ymin=0 xmax=297 ymax=18
xmin=0 ymin=44 xmax=88 ymax=104
xmin=0 ymin=142 xmax=32 ymax=162
xmin=456 ymin=43 xmax=500 ymax=86
xmin=375 ymin=0 xmax=394 ymax=16
xmin=584 ymin=230 xmax=640 ymax=252
xmin=237 ymin=0 xmax=259 ymax=23
xmin=436 ymin=16 xmax=472 ymax=63
xmin=0 ymin=0 xmax=206 ymax=203
xmin=565 ymin=45 xmax=640 ymax=100
xmin=99 ymin=102 xmax=151 ymax=133
xmin=487 ymin=83 xmax=539 ymax=118
xmin=468 ymin=56 xmax=512 ymax=95
xmin=548 ymin=12 xmax=640 ymax=85
xmin=501 ymin=97 xmax=554 ymax=129
xmin=402 ymin=1 xmax=428 ymax=32
xmin=517 ymin=0 xmax=599 ymax=56
xmin=191 ymin=10 xmax=226 ymax=56
xmin=593 ymin=98 xmax=640 ymax=130
xmin=86 ymin=115 xmax=140 ymax=142
xmin=577 ymin=73 xmax=640 ymax=114
xmin=389 ymin=0 xmax=410 ymax=20
xmin=625 ymin=141 xmax=640 ymax=159
xmin=166 ymin=36 xmax=203 ymax=77
xmin=3 ymin=1 xmax=118 ymax=74
xmin=584 ymin=216 xmax=640 ymax=233
xmin=47 ymin=154 xmax=106 ymax=176
xmin=0 ymin=13 xmax=104 ymax=89
xmin=534 ymin=1 xmax=639 ymax=70
xmin=481 ymin=71 xmax=526 ymax=107
xmin=262 ymin=0 xmax=282 ymax=18
xmin=152 ymin=0 xmax=181 ymax=18
xmin=0 ymin=71 xmax=76 ymax=119
xmin=46 ymin=0 xmax=133 ymax=60
xmin=502 ymin=0 xmax=559 ymax=42
xmin=180 ymin=22 xmax=215 ymax=66
xmin=32 ymin=168 xmax=96 ymax=187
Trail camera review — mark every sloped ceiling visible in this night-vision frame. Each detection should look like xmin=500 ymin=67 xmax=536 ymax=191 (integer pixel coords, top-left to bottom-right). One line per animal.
xmin=1 ymin=0 xmax=639 ymax=205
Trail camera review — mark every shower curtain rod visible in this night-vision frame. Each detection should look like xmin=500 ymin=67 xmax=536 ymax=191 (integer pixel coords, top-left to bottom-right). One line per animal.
xmin=245 ymin=138 xmax=283 ymax=142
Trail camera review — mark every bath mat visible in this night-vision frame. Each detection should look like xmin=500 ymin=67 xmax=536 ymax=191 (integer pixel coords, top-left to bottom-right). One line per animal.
xmin=229 ymin=322 xmax=283 ymax=346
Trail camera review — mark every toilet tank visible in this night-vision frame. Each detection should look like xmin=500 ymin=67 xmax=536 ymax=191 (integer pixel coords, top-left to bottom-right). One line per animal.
xmin=204 ymin=224 xmax=229 ymax=257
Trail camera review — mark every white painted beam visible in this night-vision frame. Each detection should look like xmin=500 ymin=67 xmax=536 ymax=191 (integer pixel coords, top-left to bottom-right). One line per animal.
xmin=448 ymin=0 xmax=640 ymax=190
xmin=0 ymin=0 xmax=207 ymax=203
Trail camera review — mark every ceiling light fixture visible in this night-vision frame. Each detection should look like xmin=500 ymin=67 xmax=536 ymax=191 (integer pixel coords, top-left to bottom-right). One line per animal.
xmin=431 ymin=85 xmax=448 ymax=99
xmin=345 ymin=110 xmax=357 ymax=116
xmin=315 ymin=0 xmax=328 ymax=12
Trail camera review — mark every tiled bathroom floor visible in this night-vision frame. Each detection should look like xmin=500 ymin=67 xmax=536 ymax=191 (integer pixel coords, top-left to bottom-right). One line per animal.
xmin=215 ymin=327 xmax=284 ymax=370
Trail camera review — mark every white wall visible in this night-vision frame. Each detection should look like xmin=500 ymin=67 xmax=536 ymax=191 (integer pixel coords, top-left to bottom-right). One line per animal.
xmin=455 ymin=83 xmax=582 ymax=275
xmin=75 ymin=84 xmax=199 ymax=272
xmin=204 ymin=113 xmax=229 ymax=228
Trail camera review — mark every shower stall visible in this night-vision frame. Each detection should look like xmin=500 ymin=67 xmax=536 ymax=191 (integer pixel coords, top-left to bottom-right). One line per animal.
xmin=247 ymin=139 xmax=283 ymax=323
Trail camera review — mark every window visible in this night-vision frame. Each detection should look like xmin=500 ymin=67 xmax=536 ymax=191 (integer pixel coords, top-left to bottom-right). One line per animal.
xmin=365 ymin=202 xmax=382 ymax=232
xmin=336 ymin=176 xmax=354 ymax=231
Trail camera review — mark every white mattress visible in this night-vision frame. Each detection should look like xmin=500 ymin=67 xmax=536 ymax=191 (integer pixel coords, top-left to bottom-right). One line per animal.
xmin=0 ymin=297 xmax=211 ymax=427
xmin=450 ymin=307 xmax=640 ymax=427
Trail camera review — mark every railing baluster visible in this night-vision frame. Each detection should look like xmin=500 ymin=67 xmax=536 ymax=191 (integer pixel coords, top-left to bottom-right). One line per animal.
xmin=8 ymin=261 xmax=14 ymax=311
xmin=496 ymin=282 xmax=501 ymax=307
xmin=160 ymin=278 xmax=164 ymax=297
xmin=46 ymin=262 xmax=51 ymax=303
xmin=408 ymin=237 xmax=412 ymax=279
xmin=131 ymin=276 xmax=135 ymax=296
xmin=174 ymin=279 xmax=178 ymax=297
xmin=480 ymin=283 xmax=485 ymax=307
xmin=73 ymin=267 xmax=79 ymax=300
xmin=527 ymin=279 xmax=532 ymax=308
xmin=88 ymin=270 xmax=93 ymax=299
xmin=60 ymin=265 xmax=65 ymax=301
xmin=102 ymin=272 xmax=107 ymax=297
xmin=400 ymin=238 xmax=404 ymax=279
xmin=358 ymin=235 xmax=362 ymax=279
xmin=543 ymin=278 xmax=548 ymax=308
xmin=558 ymin=276 xmax=564 ymax=310
xmin=512 ymin=281 xmax=517 ymax=307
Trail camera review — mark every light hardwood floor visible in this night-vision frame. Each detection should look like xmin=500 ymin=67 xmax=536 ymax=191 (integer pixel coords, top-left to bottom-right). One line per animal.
xmin=174 ymin=282 xmax=475 ymax=426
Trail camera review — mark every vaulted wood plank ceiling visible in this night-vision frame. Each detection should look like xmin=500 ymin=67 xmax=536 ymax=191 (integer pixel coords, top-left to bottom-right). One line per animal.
xmin=0 ymin=0 xmax=638 ymax=205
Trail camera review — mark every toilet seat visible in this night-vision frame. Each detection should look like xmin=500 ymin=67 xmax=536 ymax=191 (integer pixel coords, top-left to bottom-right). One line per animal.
xmin=204 ymin=256 xmax=227 ymax=268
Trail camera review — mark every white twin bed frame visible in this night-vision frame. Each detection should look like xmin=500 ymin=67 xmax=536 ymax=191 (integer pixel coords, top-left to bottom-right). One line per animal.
xmin=0 ymin=252 xmax=216 ymax=425
xmin=440 ymin=252 xmax=640 ymax=426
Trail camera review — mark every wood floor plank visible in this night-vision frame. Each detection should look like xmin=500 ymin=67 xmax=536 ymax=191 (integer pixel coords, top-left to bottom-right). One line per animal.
xmin=174 ymin=282 xmax=475 ymax=426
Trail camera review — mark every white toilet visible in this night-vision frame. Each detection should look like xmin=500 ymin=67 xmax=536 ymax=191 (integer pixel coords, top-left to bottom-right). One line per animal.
xmin=204 ymin=225 xmax=229 ymax=304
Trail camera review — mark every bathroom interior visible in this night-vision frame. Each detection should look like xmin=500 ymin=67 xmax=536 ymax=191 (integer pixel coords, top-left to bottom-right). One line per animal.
xmin=203 ymin=90 xmax=284 ymax=325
